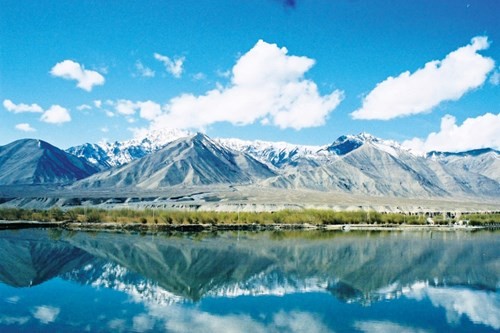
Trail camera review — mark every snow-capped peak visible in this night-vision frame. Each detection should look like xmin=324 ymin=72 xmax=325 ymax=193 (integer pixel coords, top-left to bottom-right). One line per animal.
xmin=67 ymin=128 xmax=192 ymax=169
xmin=67 ymin=130 xmax=460 ymax=172
xmin=426 ymin=148 xmax=500 ymax=159
xmin=128 ymin=128 xmax=192 ymax=148
xmin=326 ymin=132 xmax=411 ymax=158
xmin=216 ymin=137 xmax=324 ymax=167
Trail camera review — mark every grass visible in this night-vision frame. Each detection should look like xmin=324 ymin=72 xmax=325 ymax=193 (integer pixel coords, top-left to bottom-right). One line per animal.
xmin=462 ymin=213 xmax=500 ymax=226
xmin=0 ymin=207 xmax=498 ymax=225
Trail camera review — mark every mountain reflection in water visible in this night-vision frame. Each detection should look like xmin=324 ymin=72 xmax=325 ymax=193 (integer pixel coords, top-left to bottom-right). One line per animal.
xmin=0 ymin=229 xmax=498 ymax=332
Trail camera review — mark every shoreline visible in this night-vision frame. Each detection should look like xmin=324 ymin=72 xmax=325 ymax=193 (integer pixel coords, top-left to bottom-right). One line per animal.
xmin=1 ymin=220 xmax=497 ymax=232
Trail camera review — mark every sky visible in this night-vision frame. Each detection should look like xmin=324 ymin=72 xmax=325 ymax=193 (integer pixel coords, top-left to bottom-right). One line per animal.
xmin=1 ymin=0 xmax=499 ymax=151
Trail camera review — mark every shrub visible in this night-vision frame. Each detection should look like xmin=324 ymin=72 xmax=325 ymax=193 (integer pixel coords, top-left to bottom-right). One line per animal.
xmin=49 ymin=208 xmax=65 ymax=221
xmin=85 ymin=210 xmax=103 ymax=223
xmin=65 ymin=209 xmax=78 ymax=221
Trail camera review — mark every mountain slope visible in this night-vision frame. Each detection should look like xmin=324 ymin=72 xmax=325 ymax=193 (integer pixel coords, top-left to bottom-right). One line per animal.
xmin=0 ymin=139 xmax=99 ymax=185
xmin=74 ymin=133 xmax=276 ymax=189
xmin=428 ymin=148 xmax=500 ymax=182
xmin=262 ymin=134 xmax=500 ymax=198
xmin=67 ymin=128 xmax=191 ymax=169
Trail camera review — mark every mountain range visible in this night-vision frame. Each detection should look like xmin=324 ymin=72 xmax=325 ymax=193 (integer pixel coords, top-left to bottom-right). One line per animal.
xmin=0 ymin=129 xmax=498 ymax=200
xmin=74 ymin=133 xmax=275 ymax=189
xmin=66 ymin=128 xmax=191 ymax=170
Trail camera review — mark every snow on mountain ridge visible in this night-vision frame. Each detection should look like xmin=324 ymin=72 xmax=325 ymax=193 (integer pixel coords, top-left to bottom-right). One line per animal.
xmin=67 ymin=128 xmax=191 ymax=168
xmin=65 ymin=130 xmax=499 ymax=198
xmin=121 ymin=128 xmax=192 ymax=150
xmin=73 ymin=133 xmax=276 ymax=189
xmin=324 ymin=132 xmax=411 ymax=158
xmin=217 ymin=132 xmax=406 ymax=158
xmin=216 ymin=137 xmax=326 ymax=167
xmin=427 ymin=148 xmax=500 ymax=159
xmin=67 ymin=129 xmax=425 ymax=170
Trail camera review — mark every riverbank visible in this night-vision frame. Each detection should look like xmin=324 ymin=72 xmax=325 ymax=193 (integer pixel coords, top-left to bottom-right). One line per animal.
xmin=0 ymin=219 xmax=496 ymax=232
xmin=1 ymin=207 xmax=499 ymax=232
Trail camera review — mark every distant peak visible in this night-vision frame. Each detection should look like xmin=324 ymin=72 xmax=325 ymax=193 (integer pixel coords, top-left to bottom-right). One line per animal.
xmin=427 ymin=147 xmax=499 ymax=158
xmin=326 ymin=133 xmax=407 ymax=157
xmin=327 ymin=138 xmax=363 ymax=155
xmin=133 ymin=128 xmax=192 ymax=143
xmin=327 ymin=133 xmax=378 ymax=155
xmin=192 ymin=132 xmax=218 ymax=148
xmin=11 ymin=138 xmax=51 ymax=150
xmin=332 ymin=133 xmax=377 ymax=145
xmin=193 ymin=132 xmax=208 ymax=140
xmin=357 ymin=132 xmax=377 ymax=141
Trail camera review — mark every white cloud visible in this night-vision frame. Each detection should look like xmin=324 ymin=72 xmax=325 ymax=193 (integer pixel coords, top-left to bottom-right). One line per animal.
xmin=402 ymin=113 xmax=500 ymax=153
xmin=151 ymin=40 xmax=343 ymax=131
xmin=135 ymin=61 xmax=155 ymax=78
xmin=100 ymin=273 xmax=333 ymax=333
xmin=272 ymin=310 xmax=332 ymax=333
xmin=50 ymin=60 xmax=105 ymax=91
xmin=5 ymin=296 xmax=21 ymax=304
xmin=406 ymin=286 xmax=500 ymax=330
xmin=108 ymin=318 xmax=126 ymax=331
xmin=4 ymin=99 xmax=71 ymax=125
xmin=0 ymin=315 xmax=30 ymax=325
xmin=353 ymin=320 xmax=430 ymax=333
xmin=94 ymin=100 xmax=102 ymax=108
xmin=147 ymin=305 xmax=331 ymax=333
xmin=352 ymin=36 xmax=495 ymax=120
xmin=129 ymin=127 xmax=150 ymax=139
xmin=77 ymin=104 xmax=92 ymax=111
xmin=3 ymin=99 xmax=43 ymax=113
xmin=101 ymin=126 xmax=109 ymax=133
xmin=216 ymin=69 xmax=231 ymax=78
xmin=40 ymin=105 xmax=71 ymax=124
xmin=32 ymin=306 xmax=60 ymax=324
xmin=111 ymin=100 xmax=162 ymax=120
xmin=114 ymin=100 xmax=137 ymax=116
xmin=132 ymin=314 xmax=155 ymax=332
xmin=192 ymin=72 xmax=206 ymax=81
xmin=490 ymin=68 xmax=500 ymax=85
xmin=15 ymin=123 xmax=36 ymax=132
xmin=154 ymin=53 xmax=185 ymax=78
xmin=138 ymin=101 xmax=162 ymax=121
xmin=95 ymin=65 xmax=109 ymax=75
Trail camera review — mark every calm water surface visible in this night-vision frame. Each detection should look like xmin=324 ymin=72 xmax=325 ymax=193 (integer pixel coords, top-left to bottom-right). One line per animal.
xmin=0 ymin=229 xmax=498 ymax=332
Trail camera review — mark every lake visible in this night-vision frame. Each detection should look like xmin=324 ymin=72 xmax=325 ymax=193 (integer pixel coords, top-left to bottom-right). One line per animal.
xmin=0 ymin=229 xmax=498 ymax=332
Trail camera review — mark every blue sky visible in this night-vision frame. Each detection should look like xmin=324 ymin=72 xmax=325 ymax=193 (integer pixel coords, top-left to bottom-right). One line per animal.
xmin=1 ymin=0 xmax=499 ymax=151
